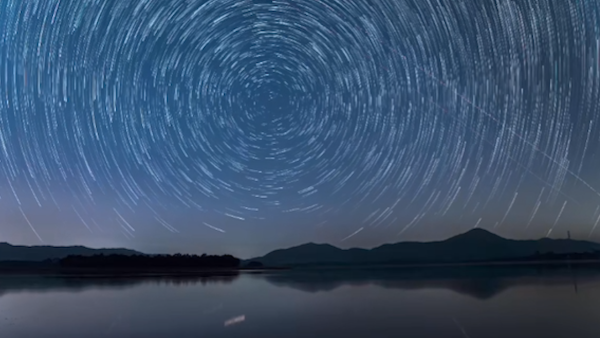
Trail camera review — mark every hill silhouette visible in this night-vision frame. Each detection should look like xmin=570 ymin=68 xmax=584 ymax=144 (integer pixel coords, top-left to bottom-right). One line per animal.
xmin=0 ymin=242 xmax=141 ymax=262
xmin=248 ymin=229 xmax=600 ymax=267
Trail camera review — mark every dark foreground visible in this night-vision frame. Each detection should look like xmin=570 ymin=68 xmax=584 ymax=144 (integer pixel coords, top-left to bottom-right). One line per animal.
xmin=0 ymin=265 xmax=282 ymax=277
xmin=1 ymin=264 xmax=599 ymax=338
xmin=0 ymin=259 xmax=599 ymax=276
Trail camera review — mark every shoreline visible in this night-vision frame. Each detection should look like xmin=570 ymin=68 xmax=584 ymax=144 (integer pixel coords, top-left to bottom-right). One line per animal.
xmin=0 ymin=266 xmax=285 ymax=277
xmin=283 ymin=259 xmax=600 ymax=270
xmin=0 ymin=259 xmax=599 ymax=277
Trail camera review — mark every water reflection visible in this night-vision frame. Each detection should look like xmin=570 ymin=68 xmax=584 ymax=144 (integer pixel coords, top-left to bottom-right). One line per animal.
xmin=261 ymin=265 xmax=595 ymax=299
xmin=1 ymin=266 xmax=600 ymax=338
xmin=0 ymin=265 xmax=594 ymax=299
xmin=0 ymin=272 xmax=240 ymax=297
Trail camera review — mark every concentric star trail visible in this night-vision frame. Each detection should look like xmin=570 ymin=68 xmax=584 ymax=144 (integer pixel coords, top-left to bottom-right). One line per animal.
xmin=0 ymin=0 xmax=599 ymax=257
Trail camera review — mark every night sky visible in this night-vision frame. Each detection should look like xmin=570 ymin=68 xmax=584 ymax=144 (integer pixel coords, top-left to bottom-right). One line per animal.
xmin=0 ymin=0 xmax=599 ymax=258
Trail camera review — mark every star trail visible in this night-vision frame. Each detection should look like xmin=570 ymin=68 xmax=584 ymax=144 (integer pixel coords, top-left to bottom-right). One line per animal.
xmin=0 ymin=0 xmax=599 ymax=257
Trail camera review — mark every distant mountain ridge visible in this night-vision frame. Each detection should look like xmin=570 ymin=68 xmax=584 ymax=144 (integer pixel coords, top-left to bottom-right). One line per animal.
xmin=0 ymin=242 xmax=141 ymax=262
xmin=248 ymin=229 xmax=600 ymax=267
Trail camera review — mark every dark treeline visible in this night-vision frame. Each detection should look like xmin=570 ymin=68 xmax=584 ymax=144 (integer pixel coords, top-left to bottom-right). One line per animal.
xmin=454 ymin=251 xmax=600 ymax=264
xmin=59 ymin=254 xmax=241 ymax=269
xmin=515 ymin=251 xmax=600 ymax=262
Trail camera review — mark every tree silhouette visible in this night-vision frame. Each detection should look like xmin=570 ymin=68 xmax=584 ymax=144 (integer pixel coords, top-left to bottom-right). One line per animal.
xmin=59 ymin=253 xmax=240 ymax=269
xmin=246 ymin=261 xmax=264 ymax=268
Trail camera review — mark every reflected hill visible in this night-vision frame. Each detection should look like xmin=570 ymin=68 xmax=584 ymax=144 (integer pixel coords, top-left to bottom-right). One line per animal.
xmin=259 ymin=265 xmax=600 ymax=299
xmin=0 ymin=272 xmax=240 ymax=298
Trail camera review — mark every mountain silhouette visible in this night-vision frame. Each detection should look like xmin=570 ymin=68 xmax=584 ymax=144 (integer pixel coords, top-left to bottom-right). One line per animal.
xmin=249 ymin=229 xmax=600 ymax=267
xmin=0 ymin=242 xmax=141 ymax=262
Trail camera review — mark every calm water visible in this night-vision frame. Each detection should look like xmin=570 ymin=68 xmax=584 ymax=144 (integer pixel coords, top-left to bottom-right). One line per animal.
xmin=2 ymin=266 xmax=600 ymax=338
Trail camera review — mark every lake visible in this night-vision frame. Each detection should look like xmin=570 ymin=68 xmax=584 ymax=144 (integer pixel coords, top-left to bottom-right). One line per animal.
xmin=1 ymin=265 xmax=600 ymax=338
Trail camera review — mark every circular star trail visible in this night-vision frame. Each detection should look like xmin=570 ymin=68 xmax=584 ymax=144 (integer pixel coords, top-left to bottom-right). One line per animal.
xmin=0 ymin=0 xmax=599 ymax=254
